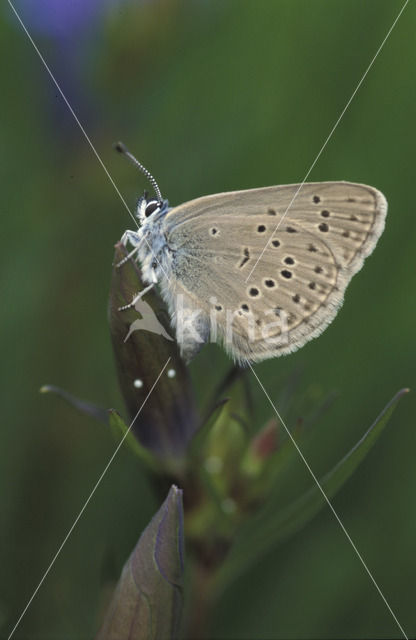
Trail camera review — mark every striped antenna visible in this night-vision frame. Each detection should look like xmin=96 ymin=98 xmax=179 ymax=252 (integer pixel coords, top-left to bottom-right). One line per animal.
xmin=114 ymin=142 xmax=163 ymax=203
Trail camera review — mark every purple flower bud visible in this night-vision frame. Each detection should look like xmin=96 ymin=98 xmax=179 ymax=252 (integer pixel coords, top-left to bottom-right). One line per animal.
xmin=108 ymin=243 xmax=198 ymax=459
xmin=96 ymin=485 xmax=184 ymax=639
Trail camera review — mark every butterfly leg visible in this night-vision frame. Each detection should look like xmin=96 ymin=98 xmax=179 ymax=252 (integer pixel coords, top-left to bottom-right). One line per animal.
xmin=116 ymin=230 xmax=144 ymax=268
xmin=115 ymin=244 xmax=140 ymax=267
xmin=118 ymin=283 xmax=154 ymax=311
xmin=120 ymin=229 xmax=141 ymax=247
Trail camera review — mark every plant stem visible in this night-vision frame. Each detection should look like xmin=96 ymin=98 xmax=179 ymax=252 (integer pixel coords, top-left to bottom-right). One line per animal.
xmin=184 ymin=560 xmax=217 ymax=640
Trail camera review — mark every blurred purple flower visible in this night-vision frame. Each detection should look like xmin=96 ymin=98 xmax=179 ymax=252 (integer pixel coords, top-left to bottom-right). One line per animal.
xmin=12 ymin=0 xmax=116 ymax=39
xmin=8 ymin=0 xmax=129 ymax=136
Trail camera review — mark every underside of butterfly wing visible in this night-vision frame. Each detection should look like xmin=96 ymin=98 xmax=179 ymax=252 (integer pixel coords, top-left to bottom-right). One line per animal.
xmin=161 ymin=182 xmax=387 ymax=364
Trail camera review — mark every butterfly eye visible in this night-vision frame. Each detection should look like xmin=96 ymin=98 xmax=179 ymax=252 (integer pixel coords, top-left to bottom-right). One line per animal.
xmin=145 ymin=200 xmax=162 ymax=217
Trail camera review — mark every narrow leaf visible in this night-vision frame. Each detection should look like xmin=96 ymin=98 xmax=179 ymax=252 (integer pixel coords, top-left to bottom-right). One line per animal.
xmin=217 ymin=388 xmax=409 ymax=592
xmin=40 ymin=384 xmax=109 ymax=424
xmin=108 ymin=409 xmax=159 ymax=470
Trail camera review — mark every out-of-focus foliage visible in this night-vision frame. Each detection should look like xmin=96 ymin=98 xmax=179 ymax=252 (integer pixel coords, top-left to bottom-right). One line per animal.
xmin=2 ymin=1 xmax=415 ymax=638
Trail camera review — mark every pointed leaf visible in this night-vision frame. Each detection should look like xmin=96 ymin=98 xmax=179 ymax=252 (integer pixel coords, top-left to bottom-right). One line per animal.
xmin=108 ymin=409 xmax=159 ymax=470
xmin=40 ymin=384 xmax=109 ymax=424
xmin=217 ymin=388 xmax=409 ymax=592
xmin=202 ymin=365 xmax=246 ymax=422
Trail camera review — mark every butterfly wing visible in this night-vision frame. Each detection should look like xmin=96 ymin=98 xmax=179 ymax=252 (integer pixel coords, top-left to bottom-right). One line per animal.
xmin=163 ymin=182 xmax=387 ymax=363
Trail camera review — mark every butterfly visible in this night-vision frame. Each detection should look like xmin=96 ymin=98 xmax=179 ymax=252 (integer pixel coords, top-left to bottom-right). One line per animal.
xmin=115 ymin=143 xmax=387 ymax=365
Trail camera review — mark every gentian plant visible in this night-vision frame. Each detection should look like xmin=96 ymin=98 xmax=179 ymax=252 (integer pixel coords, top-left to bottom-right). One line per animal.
xmin=44 ymin=242 xmax=408 ymax=639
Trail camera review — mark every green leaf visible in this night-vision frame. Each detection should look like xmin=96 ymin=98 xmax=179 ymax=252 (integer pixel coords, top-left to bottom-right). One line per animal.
xmin=216 ymin=388 xmax=409 ymax=593
xmin=201 ymin=365 xmax=247 ymax=422
xmin=40 ymin=384 xmax=109 ymax=424
xmin=96 ymin=485 xmax=184 ymax=640
xmin=108 ymin=409 xmax=159 ymax=471
xmin=188 ymin=398 xmax=230 ymax=457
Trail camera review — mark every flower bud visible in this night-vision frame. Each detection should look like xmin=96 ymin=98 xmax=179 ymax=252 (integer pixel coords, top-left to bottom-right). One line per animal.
xmin=108 ymin=243 xmax=197 ymax=459
xmin=96 ymin=485 xmax=184 ymax=639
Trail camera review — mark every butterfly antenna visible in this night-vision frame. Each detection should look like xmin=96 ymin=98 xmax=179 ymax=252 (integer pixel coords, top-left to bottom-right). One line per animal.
xmin=114 ymin=141 xmax=163 ymax=203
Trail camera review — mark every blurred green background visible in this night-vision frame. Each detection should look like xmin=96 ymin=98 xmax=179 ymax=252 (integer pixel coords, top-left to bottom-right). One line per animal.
xmin=1 ymin=0 xmax=415 ymax=637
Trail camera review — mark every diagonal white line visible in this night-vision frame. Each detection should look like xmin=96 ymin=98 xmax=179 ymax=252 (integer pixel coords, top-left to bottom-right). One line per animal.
xmin=248 ymin=363 xmax=408 ymax=640
xmin=6 ymin=357 xmax=171 ymax=640
xmin=7 ymin=0 xmax=135 ymax=225
xmin=8 ymin=0 xmax=410 ymax=638
xmin=7 ymin=0 xmax=172 ymax=285
xmin=246 ymin=0 xmax=410 ymax=283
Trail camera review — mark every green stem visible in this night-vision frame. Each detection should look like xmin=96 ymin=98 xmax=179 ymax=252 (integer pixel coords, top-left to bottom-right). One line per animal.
xmin=184 ymin=560 xmax=218 ymax=640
